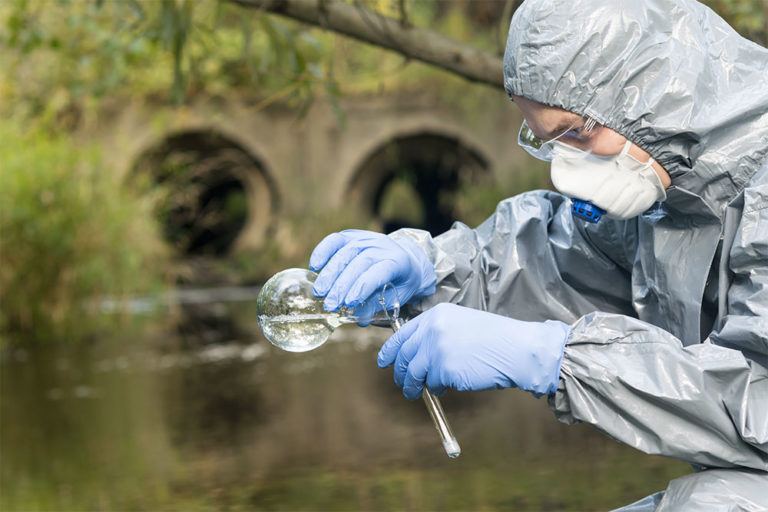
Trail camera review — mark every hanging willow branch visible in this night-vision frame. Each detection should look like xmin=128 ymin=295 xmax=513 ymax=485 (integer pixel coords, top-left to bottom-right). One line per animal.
xmin=228 ymin=0 xmax=504 ymax=89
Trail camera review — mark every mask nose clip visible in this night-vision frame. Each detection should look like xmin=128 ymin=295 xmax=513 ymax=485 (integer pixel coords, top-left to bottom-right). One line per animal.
xmin=571 ymin=199 xmax=605 ymax=223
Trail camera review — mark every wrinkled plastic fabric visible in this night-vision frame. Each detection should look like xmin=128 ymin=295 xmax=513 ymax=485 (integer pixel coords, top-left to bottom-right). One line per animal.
xmin=616 ymin=470 xmax=768 ymax=511
xmin=390 ymin=0 xmax=768 ymax=507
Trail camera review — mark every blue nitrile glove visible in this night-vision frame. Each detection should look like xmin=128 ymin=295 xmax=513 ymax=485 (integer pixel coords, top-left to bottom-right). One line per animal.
xmin=377 ymin=303 xmax=570 ymax=399
xmin=309 ymin=229 xmax=437 ymax=312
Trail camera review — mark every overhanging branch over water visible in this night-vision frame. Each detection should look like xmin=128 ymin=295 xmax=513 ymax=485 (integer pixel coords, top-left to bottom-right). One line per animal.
xmin=229 ymin=0 xmax=505 ymax=89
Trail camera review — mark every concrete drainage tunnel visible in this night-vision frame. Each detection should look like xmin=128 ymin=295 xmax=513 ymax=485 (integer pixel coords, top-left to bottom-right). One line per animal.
xmin=132 ymin=131 xmax=275 ymax=257
xmin=349 ymin=133 xmax=489 ymax=236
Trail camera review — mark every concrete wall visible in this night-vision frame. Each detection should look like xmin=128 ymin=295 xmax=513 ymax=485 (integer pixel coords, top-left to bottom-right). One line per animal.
xmin=81 ymin=88 xmax=531 ymax=253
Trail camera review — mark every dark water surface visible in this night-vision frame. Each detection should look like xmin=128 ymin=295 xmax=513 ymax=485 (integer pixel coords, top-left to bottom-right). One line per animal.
xmin=1 ymin=296 xmax=689 ymax=511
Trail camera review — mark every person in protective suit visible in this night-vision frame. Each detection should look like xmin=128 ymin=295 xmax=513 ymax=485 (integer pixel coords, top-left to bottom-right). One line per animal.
xmin=308 ymin=0 xmax=768 ymax=508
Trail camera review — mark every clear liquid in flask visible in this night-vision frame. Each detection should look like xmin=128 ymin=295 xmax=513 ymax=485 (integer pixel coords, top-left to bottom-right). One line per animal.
xmin=257 ymin=312 xmax=355 ymax=352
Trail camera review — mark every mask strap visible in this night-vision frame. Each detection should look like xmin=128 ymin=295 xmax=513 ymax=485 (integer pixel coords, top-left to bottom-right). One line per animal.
xmin=619 ymin=139 xmax=633 ymax=157
xmin=620 ymin=139 xmax=656 ymax=166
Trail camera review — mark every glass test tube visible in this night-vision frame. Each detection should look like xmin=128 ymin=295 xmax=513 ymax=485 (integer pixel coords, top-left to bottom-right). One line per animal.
xmin=389 ymin=315 xmax=461 ymax=458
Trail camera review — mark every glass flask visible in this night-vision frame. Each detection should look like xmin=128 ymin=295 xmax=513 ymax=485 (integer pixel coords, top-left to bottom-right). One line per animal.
xmin=256 ymin=268 xmax=461 ymax=458
xmin=256 ymin=268 xmax=379 ymax=353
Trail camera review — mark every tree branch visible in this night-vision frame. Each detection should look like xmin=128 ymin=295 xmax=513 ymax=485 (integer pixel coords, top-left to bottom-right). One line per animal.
xmin=229 ymin=0 xmax=504 ymax=89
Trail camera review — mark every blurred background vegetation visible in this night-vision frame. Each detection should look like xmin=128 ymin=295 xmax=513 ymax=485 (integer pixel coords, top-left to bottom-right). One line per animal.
xmin=0 ymin=123 xmax=167 ymax=338
xmin=1 ymin=0 xmax=765 ymax=341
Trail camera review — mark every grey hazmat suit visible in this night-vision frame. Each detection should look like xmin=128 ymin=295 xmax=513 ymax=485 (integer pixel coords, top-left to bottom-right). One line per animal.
xmin=389 ymin=0 xmax=768 ymax=508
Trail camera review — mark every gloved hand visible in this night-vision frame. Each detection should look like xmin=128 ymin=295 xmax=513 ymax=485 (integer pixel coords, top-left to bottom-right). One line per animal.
xmin=309 ymin=229 xmax=437 ymax=312
xmin=377 ymin=303 xmax=570 ymax=399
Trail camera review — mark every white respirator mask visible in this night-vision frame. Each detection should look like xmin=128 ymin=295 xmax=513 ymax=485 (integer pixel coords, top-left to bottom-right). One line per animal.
xmin=550 ymin=140 xmax=667 ymax=220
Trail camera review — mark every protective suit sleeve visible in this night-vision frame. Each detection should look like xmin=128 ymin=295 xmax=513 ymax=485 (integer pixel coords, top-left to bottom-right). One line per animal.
xmin=389 ymin=190 xmax=637 ymax=324
xmin=550 ymin=181 xmax=768 ymax=471
xmin=551 ymin=313 xmax=768 ymax=470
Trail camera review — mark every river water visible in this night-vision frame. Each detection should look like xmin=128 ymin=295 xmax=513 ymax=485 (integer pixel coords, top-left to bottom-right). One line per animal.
xmin=1 ymin=292 xmax=689 ymax=511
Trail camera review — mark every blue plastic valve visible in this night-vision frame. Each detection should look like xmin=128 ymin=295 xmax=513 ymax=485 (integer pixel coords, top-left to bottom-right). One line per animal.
xmin=571 ymin=199 xmax=605 ymax=223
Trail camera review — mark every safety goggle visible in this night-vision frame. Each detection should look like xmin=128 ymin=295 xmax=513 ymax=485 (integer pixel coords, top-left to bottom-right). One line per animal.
xmin=517 ymin=117 xmax=598 ymax=162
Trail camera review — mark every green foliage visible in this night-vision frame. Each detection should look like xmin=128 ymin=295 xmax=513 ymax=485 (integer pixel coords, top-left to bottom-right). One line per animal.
xmin=0 ymin=122 xmax=168 ymax=340
xmin=702 ymin=0 xmax=767 ymax=45
xmin=0 ymin=0 xmax=336 ymax=117
xmin=0 ymin=0 xmax=504 ymax=122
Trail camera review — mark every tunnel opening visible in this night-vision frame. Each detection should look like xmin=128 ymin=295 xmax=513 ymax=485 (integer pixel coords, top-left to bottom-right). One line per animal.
xmin=132 ymin=131 xmax=273 ymax=257
xmin=348 ymin=133 xmax=489 ymax=236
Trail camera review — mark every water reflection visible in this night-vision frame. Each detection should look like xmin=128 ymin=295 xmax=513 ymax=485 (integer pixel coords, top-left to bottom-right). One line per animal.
xmin=1 ymin=297 xmax=689 ymax=511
